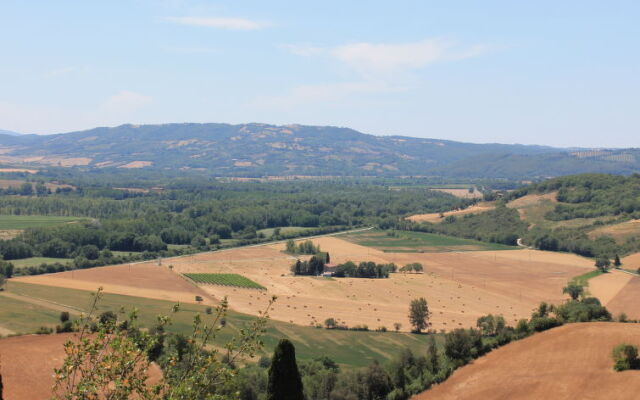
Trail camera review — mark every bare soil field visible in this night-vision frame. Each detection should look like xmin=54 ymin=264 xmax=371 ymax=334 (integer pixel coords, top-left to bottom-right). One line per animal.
xmin=0 ymin=179 xmax=74 ymax=190
xmin=588 ymin=268 xmax=640 ymax=319
xmin=588 ymin=269 xmax=633 ymax=305
xmin=407 ymin=202 xmax=495 ymax=224
xmin=623 ymin=252 xmax=640 ymax=269
xmin=431 ymin=188 xmax=483 ymax=199
xmin=605 ymin=275 xmax=640 ymax=320
xmin=13 ymin=263 xmax=213 ymax=305
xmin=0 ymin=167 xmax=37 ymax=173
xmin=588 ymin=219 xmax=640 ymax=243
xmin=0 ymin=333 xmax=162 ymax=400
xmin=414 ymin=322 xmax=640 ymax=400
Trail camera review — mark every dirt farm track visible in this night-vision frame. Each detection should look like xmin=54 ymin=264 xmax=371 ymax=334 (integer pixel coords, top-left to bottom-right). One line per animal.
xmin=14 ymin=234 xmax=615 ymax=332
xmin=414 ymin=322 xmax=640 ymax=400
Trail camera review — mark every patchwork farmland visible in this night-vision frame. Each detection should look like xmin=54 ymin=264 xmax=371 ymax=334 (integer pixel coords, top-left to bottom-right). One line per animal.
xmin=12 ymin=231 xmax=609 ymax=333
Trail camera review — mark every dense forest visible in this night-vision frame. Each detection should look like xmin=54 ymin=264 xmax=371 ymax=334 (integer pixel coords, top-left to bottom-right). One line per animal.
xmin=0 ymin=174 xmax=467 ymax=275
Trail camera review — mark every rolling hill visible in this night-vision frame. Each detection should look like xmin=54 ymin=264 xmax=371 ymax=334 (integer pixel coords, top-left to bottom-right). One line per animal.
xmin=0 ymin=123 xmax=638 ymax=178
xmin=414 ymin=322 xmax=640 ymax=400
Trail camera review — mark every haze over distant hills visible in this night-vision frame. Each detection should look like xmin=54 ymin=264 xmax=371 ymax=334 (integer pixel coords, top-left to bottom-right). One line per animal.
xmin=0 ymin=129 xmax=22 ymax=136
xmin=0 ymin=123 xmax=637 ymax=179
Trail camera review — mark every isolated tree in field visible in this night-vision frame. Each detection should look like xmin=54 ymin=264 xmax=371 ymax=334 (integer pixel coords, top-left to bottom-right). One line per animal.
xmin=409 ymin=297 xmax=430 ymax=333
xmin=59 ymin=311 xmax=70 ymax=323
xmin=562 ymin=283 xmax=584 ymax=301
xmin=267 ymin=339 xmax=304 ymax=400
xmin=394 ymin=322 xmax=402 ymax=332
xmin=195 ymin=295 xmax=203 ymax=304
xmin=612 ymin=343 xmax=640 ymax=371
xmin=614 ymin=254 xmax=622 ymax=267
xmin=595 ymin=257 xmax=610 ymax=272
xmin=324 ymin=318 xmax=337 ymax=329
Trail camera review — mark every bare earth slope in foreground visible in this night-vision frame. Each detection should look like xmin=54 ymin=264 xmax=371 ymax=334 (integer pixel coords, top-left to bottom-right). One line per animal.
xmin=0 ymin=333 xmax=161 ymax=400
xmin=414 ymin=323 xmax=640 ymax=400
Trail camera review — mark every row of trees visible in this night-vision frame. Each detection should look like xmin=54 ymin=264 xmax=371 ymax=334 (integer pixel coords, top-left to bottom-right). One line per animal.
xmin=334 ymin=261 xmax=397 ymax=278
xmin=285 ymin=240 xmax=321 ymax=255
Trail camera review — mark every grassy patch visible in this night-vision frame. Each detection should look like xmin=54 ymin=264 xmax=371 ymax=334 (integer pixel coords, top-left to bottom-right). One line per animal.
xmin=185 ymin=273 xmax=265 ymax=289
xmin=0 ymin=215 xmax=85 ymax=230
xmin=257 ymin=226 xmax=313 ymax=238
xmin=4 ymin=281 xmax=435 ymax=367
xmin=11 ymin=257 xmax=72 ymax=269
xmin=571 ymin=269 xmax=604 ymax=286
xmin=341 ymin=229 xmax=515 ymax=252
xmin=0 ymin=293 xmax=61 ymax=334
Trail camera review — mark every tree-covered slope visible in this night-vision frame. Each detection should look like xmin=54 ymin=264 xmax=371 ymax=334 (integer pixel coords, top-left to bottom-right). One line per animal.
xmin=0 ymin=123 xmax=637 ymax=178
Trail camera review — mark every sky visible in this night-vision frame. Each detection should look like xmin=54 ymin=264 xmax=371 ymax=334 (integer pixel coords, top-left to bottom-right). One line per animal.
xmin=0 ymin=1 xmax=638 ymax=148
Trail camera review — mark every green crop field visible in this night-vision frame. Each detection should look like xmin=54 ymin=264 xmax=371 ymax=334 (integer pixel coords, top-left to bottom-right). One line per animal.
xmin=257 ymin=226 xmax=313 ymax=238
xmin=185 ymin=273 xmax=266 ymax=289
xmin=340 ymin=229 xmax=515 ymax=252
xmin=3 ymin=281 xmax=436 ymax=367
xmin=11 ymin=257 xmax=73 ymax=269
xmin=0 ymin=215 xmax=86 ymax=230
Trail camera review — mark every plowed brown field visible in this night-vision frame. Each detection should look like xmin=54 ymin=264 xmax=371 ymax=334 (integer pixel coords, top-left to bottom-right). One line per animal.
xmin=0 ymin=333 xmax=162 ymax=400
xmin=13 ymin=263 xmax=213 ymax=304
xmin=414 ymin=322 xmax=640 ymax=400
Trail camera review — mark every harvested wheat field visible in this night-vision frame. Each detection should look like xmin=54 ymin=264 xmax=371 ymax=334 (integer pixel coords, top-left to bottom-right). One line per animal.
xmin=414 ymin=322 xmax=640 ymax=400
xmin=12 ymin=263 xmax=213 ymax=304
xmin=588 ymin=269 xmax=633 ymax=305
xmin=622 ymin=252 xmax=640 ymax=270
xmin=431 ymin=188 xmax=483 ymax=199
xmin=588 ymin=269 xmax=640 ymax=319
xmin=589 ymin=219 xmax=640 ymax=243
xmin=157 ymin=236 xmax=592 ymax=331
xmin=407 ymin=202 xmax=495 ymax=224
xmin=0 ymin=333 xmax=162 ymax=400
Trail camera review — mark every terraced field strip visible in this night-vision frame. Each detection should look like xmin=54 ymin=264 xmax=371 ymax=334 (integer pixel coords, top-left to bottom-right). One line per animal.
xmin=0 ymin=215 xmax=86 ymax=229
xmin=185 ymin=273 xmax=266 ymax=289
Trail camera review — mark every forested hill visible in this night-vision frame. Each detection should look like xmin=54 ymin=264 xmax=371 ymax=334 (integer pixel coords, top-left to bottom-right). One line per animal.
xmin=0 ymin=123 xmax=638 ymax=178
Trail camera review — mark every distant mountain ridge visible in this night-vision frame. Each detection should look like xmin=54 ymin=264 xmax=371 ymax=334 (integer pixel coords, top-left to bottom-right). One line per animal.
xmin=0 ymin=129 xmax=22 ymax=136
xmin=0 ymin=123 xmax=637 ymax=179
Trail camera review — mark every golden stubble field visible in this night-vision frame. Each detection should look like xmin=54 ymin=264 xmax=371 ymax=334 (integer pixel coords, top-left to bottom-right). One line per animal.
xmin=18 ymin=235 xmax=628 ymax=332
xmin=150 ymin=236 xmax=594 ymax=332
xmin=413 ymin=322 xmax=640 ymax=400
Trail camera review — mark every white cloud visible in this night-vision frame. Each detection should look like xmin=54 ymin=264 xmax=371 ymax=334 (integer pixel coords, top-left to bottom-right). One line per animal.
xmin=165 ymin=16 xmax=267 ymax=30
xmin=102 ymin=90 xmax=153 ymax=113
xmin=285 ymin=38 xmax=490 ymax=76
xmin=44 ymin=66 xmax=77 ymax=78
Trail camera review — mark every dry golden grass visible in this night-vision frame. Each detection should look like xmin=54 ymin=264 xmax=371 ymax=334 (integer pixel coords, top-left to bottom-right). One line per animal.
xmin=431 ymin=188 xmax=483 ymax=199
xmin=588 ymin=219 xmax=640 ymax=243
xmin=407 ymin=202 xmax=495 ymax=224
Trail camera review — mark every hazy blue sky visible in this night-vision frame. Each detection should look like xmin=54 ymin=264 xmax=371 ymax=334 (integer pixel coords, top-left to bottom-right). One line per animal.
xmin=1 ymin=1 xmax=638 ymax=147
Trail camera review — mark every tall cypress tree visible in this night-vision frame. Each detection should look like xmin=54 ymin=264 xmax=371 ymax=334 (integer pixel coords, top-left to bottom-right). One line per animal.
xmin=267 ymin=339 xmax=304 ymax=400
